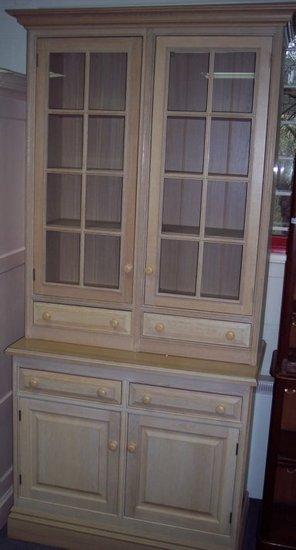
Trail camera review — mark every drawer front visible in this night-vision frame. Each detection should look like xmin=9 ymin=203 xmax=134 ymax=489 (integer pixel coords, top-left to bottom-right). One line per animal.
xmin=19 ymin=369 xmax=122 ymax=404
xmin=129 ymin=383 xmax=242 ymax=421
xmin=34 ymin=302 xmax=131 ymax=335
xmin=143 ymin=313 xmax=251 ymax=347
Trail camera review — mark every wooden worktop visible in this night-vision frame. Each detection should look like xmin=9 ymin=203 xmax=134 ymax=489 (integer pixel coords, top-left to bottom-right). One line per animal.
xmin=6 ymin=337 xmax=262 ymax=385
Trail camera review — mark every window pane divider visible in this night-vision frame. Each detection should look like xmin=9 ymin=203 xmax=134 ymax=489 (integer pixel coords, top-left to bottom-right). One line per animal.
xmin=160 ymin=233 xmax=200 ymax=241
xmin=166 ymin=110 xmax=255 ymax=119
xmin=203 ymin=236 xmax=246 ymax=245
xmin=86 ymin=169 xmax=124 ymax=177
xmin=84 ymin=228 xmax=122 ymax=237
xmin=164 ymin=171 xmax=203 ymax=180
xmin=88 ymin=109 xmax=126 ymax=117
xmin=48 ymin=109 xmax=126 ymax=117
xmin=164 ymin=171 xmax=249 ymax=182
xmin=46 ymin=168 xmax=83 ymax=174
xmin=48 ymin=109 xmax=84 ymax=115
xmin=45 ymin=226 xmax=81 ymax=233
xmin=195 ymin=51 xmax=215 ymax=300
xmin=79 ymin=52 xmax=90 ymax=287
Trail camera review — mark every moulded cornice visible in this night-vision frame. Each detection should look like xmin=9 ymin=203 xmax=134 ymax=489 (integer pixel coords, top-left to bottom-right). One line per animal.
xmin=6 ymin=4 xmax=296 ymax=29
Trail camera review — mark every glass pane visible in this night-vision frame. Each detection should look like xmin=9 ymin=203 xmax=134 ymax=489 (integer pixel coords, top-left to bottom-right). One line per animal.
xmin=48 ymin=115 xmax=83 ymax=169
xmin=165 ymin=117 xmax=205 ymax=173
xmin=89 ymin=53 xmax=127 ymax=110
xmin=46 ymin=174 xmax=81 ymax=227
xmin=162 ymin=178 xmax=202 ymax=234
xmin=209 ymin=118 xmax=251 ymax=176
xmin=46 ymin=231 xmax=80 ymax=285
xmin=87 ymin=116 xmax=125 ymax=170
xmin=205 ymin=181 xmax=247 ymax=238
xmin=49 ymin=53 xmax=85 ymax=110
xmin=84 ymin=234 xmax=120 ymax=288
xmin=159 ymin=239 xmax=198 ymax=295
xmin=274 ymin=157 xmax=294 ymax=191
xmin=167 ymin=52 xmax=209 ymax=112
xmin=272 ymin=194 xmax=291 ymax=235
xmin=212 ymin=52 xmax=256 ymax=113
xmin=85 ymin=176 xmax=122 ymax=229
xmin=279 ymin=124 xmax=296 ymax=158
xmin=201 ymin=243 xmax=242 ymax=300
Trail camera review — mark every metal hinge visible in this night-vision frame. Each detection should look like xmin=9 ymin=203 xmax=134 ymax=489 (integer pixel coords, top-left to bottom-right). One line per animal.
xmin=236 ymin=443 xmax=239 ymax=455
xmin=33 ymin=268 xmax=36 ymax=281
xmin=19 ymin=474 xmax=22 ymax=485
xmin=229 ymin=512 xmax=232 ymax=524
xmin=18 ymin=410 xmax=21 ymax=421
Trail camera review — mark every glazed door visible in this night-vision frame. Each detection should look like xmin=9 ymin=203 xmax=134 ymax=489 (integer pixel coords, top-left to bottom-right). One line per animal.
xmin=18 ymin=398 xmax=120 ymax=514
xmin=125 ymin=414 xmax=239 ymax=534
xmin=34 ymin=37 xmax=141 ymax=304
xmin=145 ymin=35 xmax=272 ymax=315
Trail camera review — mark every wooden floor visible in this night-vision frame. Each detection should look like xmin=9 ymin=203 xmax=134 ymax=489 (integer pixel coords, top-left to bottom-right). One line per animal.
xmin=0 ymin=500 xmax=262 ymax=549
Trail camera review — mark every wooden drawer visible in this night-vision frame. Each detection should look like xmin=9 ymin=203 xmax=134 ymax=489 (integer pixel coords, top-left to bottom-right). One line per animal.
xmin=34 ymin=302 xmax=131 ymax=335
xmin=143 ymin=313 xmax=251 ymax=348
xmin=19 ymin=369 xmax=122 ymax=404
xmin=129 ymin=383 xmax=242 ymax=420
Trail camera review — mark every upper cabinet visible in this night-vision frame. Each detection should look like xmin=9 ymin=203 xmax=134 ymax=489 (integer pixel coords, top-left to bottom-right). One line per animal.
xmin=10 ymin=5 xmax=293 ymax=363
xmin=145 ymin=36 xmax=271 ymax=316
xmin=34 ymin=37 xmax=142 ymax=304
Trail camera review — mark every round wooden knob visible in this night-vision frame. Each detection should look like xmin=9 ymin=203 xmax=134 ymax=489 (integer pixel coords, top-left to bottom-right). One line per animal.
xmin=145 ymin=266 xmax=154 ymax=275
xmin=97 ymin=387 xmax=107 ymax=398
xmin=30 ymin=377 xmax=39 ymax=389
xmin=124 ymin=264 xmax=133 ymax=274
xmin=216 ymin=404 xmax=226 ymax=415
xmin=127 ymin=442 xmax=137 ymax=453
xmin=110 ymin=319 xmax=119 ymax=329
xmin=108 ymin=440 xmax=118 ymax=452
xmin=155 ymin=323 xmax=164 ymax=333
xmin=142 ymin=394 xmax=152 ymax=405
xmin=225 ymin=331 xmax=235 ymax=341
xmin=42 ymin=311 xmax=51 ymax=321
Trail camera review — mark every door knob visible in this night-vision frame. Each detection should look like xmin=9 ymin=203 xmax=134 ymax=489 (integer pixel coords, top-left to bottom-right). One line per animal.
xmin=124 ymin=264 xmax=133 ymax=274
xmin=42 ymin=311 xmax=51 ymax=321
xmin=29 ymin=377 xmax=39 ymax=389
xmin=127 ymin=442 xmax=137 ymax=453
xmin=108 ymin=440 xmax=118 ymax=452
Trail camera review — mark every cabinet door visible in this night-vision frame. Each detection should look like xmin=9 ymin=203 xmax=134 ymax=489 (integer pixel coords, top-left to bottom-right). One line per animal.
xmin=34 ymin=37 xmax=141 ymax=304
xmin=125 ymin=414 xmax=239 ymax=534
xmin=145 ymin=36 xmax=272 ymax=315
xmin=19 ymin=398 xmax=120 ymax=514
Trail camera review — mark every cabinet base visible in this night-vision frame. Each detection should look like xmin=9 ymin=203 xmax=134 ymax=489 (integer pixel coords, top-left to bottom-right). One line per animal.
xmin=7 ymin=511 xmax=205 ymax=550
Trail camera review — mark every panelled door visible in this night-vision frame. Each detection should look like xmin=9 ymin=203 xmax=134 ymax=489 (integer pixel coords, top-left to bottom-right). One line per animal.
xmin=145 ymin=36 xmax=272 ymax=315
xmin=19 ymin=398 xmax=120 ymax=514
xmin=125 ymin=414 xmax=239 ymax=534
xmin=34 ymin=37 xmax=142 ymax=304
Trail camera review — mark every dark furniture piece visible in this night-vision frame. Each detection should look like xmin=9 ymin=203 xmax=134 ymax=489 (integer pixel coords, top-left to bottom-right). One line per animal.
xmin=257 ymin=158 xmax=296 ymax=549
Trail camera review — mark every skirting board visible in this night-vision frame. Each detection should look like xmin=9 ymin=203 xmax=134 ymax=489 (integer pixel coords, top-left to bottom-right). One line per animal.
xmin=7 ymin=496 xmax=250 ymax=550
xmin=8 ymin=510 xmax=220 ymax=550
xmin=0 ymin=487 xmax=13 ymax=530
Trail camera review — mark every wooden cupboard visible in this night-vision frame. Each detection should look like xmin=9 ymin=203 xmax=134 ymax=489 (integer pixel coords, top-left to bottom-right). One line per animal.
xmin=7 ymin=338 xmax=257 ymax=550
xmin=7 ymin=4 xmax=291 ymax=365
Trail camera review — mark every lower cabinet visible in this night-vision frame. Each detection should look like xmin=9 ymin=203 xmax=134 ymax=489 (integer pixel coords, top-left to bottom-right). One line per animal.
xmin=19 ymin=398 xmax=120 ymax=514
xmin=125 ymin=414 xmax=239 ymax=535
xmin=8 ymin=352 xmax=255 ymax=550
